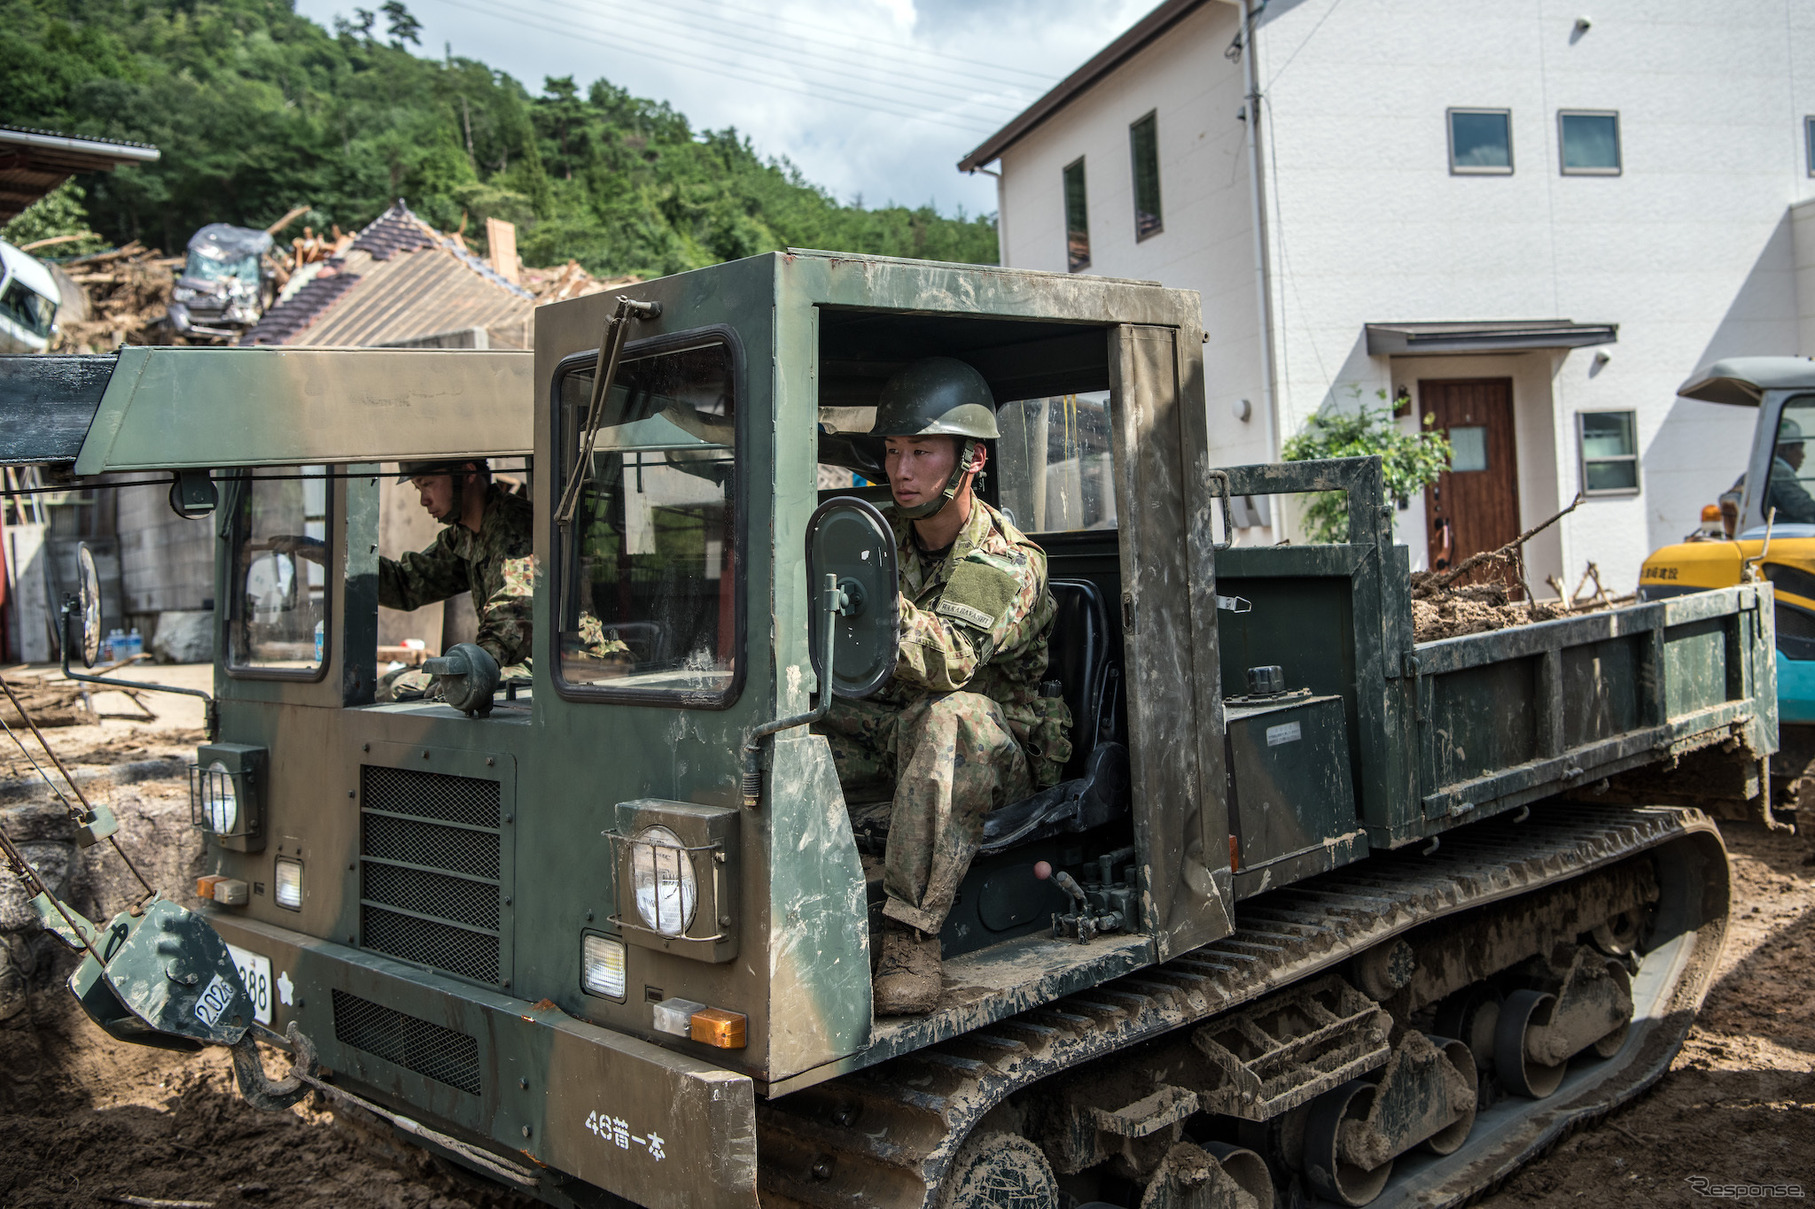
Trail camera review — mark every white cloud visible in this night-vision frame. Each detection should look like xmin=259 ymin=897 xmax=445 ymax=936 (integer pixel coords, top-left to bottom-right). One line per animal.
xmin=293 ymin=0 xmax=1149 ymax=217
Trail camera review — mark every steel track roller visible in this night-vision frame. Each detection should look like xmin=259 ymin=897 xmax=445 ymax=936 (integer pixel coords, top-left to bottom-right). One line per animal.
xmin=1303 ymin=1080 xmax=1391 ymax=1207
xmin=1418 ymin=1038 xmax=1478 ymax=1157
xmin=1494 ymin=990 xmax=1567 ymax=1098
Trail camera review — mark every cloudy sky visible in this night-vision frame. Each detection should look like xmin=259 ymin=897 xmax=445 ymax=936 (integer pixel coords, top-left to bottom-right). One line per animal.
xmin=292 ymin=0 xmax=1153 ymax=217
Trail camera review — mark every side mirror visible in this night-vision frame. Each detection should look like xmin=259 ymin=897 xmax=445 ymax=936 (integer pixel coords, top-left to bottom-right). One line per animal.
xmin=73 ymin=544 xmax=102 ymax=668
xmin=806 ymin=496 xmax=899 ymax=698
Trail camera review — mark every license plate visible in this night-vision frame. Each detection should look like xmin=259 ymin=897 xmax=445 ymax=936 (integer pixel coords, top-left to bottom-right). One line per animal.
xmin=225 ymin=943 xmax=274 ymax=1025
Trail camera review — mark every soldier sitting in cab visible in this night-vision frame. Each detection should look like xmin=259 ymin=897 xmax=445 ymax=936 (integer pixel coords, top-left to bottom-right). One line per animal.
xmin=817 ymin=358 xmax=1072 ymax=1015
xmin=275 ymin=457 xmax=537 ymax=698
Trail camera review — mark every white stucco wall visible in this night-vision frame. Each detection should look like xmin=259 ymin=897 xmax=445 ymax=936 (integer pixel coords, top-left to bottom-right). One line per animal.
xmin=989 ymin=0 xmax=1815 ymax=585
xmin=994 ymin=1 xmax=1275 ymax=474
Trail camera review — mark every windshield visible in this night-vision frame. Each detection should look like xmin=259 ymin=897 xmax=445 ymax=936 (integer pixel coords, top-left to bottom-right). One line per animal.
xmin=184 ymin=252 xmax=260 ymax=284
xmin=1765 ymin=395 xmax=1815 ymax=526
xmin=555 ymin=337 xmax=738 ymax=702
xmin=227 ymin=466 xmax=330 ymax=676
xmin=996 ymin=391 xmax=1116 ymax=533
xmin=0 ymin=276 xmax=56 ymax=338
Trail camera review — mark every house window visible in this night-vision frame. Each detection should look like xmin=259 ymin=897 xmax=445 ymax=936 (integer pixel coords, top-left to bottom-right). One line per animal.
xmin=1129 ymin=112 xmax=1163 ymax=239
xmin=1578 ymin=411 xmax=1640 ymax=495
xmin=1448 ymin=109 xmax=1513 ymax=174
xmin=1559 ymin=111 xmax=1621 ymax=175
xmin=1063 ymin=157 xmax=1090 ymax=272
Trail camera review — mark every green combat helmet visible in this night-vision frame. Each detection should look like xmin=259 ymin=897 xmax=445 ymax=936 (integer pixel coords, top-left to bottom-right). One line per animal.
xmin=396 ymin=457 xmax=488 ymax=484
xmin=871 ymin=357 xmax=999 ymax=520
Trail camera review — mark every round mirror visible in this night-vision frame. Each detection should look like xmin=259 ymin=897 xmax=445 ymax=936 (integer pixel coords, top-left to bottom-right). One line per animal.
xmin=76 ymin=544 xmax=102 ymax=668
xmin=806 ymin=496 xmax=899 ymax=698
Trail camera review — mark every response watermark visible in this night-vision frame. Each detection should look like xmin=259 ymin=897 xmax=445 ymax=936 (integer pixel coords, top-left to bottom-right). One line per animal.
xmin=1686 ymin=1177 xmax=1806 ymax=1199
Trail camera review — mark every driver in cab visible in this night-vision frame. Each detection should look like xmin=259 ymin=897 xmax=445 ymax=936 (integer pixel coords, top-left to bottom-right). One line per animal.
xmin=1766 ymin=417 xmax=1815 ymax=525
xmin=818 ymin=358 xmax=1072 ymax=1016
xmin=275 ymin=458 xmax=535 ymax=698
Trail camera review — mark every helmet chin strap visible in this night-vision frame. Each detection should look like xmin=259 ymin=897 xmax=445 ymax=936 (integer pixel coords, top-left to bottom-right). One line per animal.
xmin=895 ymin=439 xmax=979 ymax=522
xmin=436 ymin=473 xmax=469 ymax=527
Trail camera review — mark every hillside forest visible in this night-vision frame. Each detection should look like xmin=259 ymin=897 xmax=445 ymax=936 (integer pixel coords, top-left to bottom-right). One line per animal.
xmin=1 ymin=0 xmax=1000 ymax=275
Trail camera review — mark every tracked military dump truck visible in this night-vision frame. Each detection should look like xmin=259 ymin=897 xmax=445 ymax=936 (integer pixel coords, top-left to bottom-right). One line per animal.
xmin=0 ymin=252 xmax=1777 ymax=1209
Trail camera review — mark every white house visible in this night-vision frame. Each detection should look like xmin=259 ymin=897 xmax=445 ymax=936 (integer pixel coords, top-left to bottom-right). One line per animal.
xmin=960 ymin=0 xmax=1815 ymax=588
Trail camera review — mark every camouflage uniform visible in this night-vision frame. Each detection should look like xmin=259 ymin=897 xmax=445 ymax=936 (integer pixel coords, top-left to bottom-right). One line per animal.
xmin=378 ymin=484 xmax=535 ymax=694
xmin=819 ymin=499 xmax=1071 ymax=934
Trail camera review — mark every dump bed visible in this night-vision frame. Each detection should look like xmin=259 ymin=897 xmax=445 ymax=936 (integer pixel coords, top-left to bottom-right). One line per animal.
xmin=1212 ymin=458 xmax=1777 ymax=861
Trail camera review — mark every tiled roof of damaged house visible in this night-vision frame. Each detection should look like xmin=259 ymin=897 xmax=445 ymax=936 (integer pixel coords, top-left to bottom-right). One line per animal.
xmin=241 ymin=202 xmax=534 ymax=348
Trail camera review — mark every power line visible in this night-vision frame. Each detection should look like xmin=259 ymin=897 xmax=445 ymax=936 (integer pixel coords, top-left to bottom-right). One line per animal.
xmin=501 ymin=0 xmax=1031 ymax=117
xmin=435 ymin=0 xmax=1014 ymax=134
xmin=587 ymin=0 xmax=1060 ymax=88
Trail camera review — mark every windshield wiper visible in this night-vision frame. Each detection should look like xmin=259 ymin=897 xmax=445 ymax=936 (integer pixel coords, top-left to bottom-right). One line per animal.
xmin=555 ymin=296 xmax=663 ymax=526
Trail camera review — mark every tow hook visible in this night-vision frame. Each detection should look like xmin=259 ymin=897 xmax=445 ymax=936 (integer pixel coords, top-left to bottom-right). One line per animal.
xmin=230 ymin=1022 xmax=319 ymax=1111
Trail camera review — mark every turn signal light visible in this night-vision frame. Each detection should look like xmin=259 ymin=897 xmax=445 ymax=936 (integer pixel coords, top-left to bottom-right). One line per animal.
xmin=690 ymin=1006 xmax=747 ymax=1049
xmin=196 ymin=874 xmax=223 ymax=899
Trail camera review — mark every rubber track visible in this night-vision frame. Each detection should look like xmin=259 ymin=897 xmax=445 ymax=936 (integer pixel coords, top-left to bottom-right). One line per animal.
xmin=754 ymin=805 xmax=1710 ymax=1209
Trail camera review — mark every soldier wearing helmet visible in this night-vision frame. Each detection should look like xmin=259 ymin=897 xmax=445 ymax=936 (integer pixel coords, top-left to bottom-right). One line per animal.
xmin=817 ymin=357 xmax=1073 ymax=1015
xmin=274 ymin=457 xmax=535 ymax=698
xmin=1766 ymin=416 xmax=1815 ymax=524
xmin=379 ymin=458 xmax=536 ymax=686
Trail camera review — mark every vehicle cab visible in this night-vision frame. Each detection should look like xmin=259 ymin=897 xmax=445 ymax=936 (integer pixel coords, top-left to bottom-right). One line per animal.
xmin=0 ymin=239 xmax=61 ymax=354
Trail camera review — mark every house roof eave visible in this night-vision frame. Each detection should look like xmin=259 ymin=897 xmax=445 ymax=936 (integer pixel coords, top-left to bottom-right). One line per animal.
xmin=955 ymin=0 xmax=1218 ymax=174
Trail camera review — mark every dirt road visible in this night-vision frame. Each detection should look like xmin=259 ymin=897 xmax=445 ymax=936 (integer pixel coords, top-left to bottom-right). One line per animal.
xmin=0 ymin=683 xmax=1809 ymax=1206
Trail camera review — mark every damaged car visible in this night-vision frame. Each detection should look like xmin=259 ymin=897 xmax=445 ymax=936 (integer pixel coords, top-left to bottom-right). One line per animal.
xmin=165 ymin=223 xmax=274 ymax=340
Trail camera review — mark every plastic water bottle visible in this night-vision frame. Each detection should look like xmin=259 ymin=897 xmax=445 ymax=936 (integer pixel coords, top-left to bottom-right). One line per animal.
xmin=314 ymin=620 xmax=325 ymax=664
xmin=125 ymin=627 xmax=143 ymax=659
xmin=104 ymin=628 xmax=124 ymax=661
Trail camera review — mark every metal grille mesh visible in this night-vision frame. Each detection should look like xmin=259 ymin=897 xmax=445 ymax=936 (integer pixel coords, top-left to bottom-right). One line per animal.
xmin=361 ymin=813 xmax=499 ymax=879
xmin=363 ymin=862 xmax=499 ymax=931
xmin=331 ymin=989 xmax=482 ymax=1095
xmin=359 ymin=765 xmax=503 ymax=985
xmin=360 ymin=766 xmax=499 ymax=827
xmin=362 ymin=906 xmax=501 ymax=984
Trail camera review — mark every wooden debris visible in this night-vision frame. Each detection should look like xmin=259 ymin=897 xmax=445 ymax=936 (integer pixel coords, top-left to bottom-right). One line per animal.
xmin=520 ymin=259 xmax=641 ymax=303
xmin=50 ymin=242 xmax=181 ymax=353
xmin=0 ymin=681 xmax=94 ymax=729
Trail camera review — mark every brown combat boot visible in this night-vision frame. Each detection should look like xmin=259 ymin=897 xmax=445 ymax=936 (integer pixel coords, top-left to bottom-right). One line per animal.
xmin=873 ymin=926 xmax=942 ymax=1016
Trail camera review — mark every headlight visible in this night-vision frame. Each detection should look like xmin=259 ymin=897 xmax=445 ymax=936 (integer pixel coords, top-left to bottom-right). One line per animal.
xmin=630 ymin=825 xmax=697 ymax=937
xmin=207 ymin=761 xmax=239 ymax=834
xmin=274 ymin=858 xmax=303 ymax=910
xmin=581 ymin=934 xmax=627 ymax=999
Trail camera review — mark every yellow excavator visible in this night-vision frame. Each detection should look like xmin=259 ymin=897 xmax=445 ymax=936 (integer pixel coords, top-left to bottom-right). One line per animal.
xmin=1640 ymin=357 xmax=1815 ymax=795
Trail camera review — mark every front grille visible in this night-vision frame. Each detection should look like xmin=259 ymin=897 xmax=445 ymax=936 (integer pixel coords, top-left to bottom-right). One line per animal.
xmin=362 ymin=907 xmax=501 ymax=983
xmin=363 ymin=862 xmax=500 ymax=930
xmin=362 ymin=766 xmax=500 ymax=827
xmin=361 ymin=813 xmax=499 ymax=879
xmin=331 ymin=989 xmax=482 ymax=1095
xmin=359 ymin=765 xmax=504 ymax=985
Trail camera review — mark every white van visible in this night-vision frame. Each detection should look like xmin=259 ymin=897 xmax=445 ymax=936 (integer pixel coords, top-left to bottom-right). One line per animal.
xmin=0 ymin=240 xmax=62 ymax=353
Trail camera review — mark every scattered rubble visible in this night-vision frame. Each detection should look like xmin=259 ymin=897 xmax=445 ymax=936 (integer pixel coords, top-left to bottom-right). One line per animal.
xmin=1408 ymin=493 xmax=1637 ymax=641
xmin=50 ymin=242 xmax=182 ymax=353
xmin=519 ymin=258 xmax=640 ymax=303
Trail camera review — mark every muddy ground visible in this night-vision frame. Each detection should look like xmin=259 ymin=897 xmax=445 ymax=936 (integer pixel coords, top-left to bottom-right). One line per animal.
xmin=0 ymin=680 xmax=1810 ymax=1207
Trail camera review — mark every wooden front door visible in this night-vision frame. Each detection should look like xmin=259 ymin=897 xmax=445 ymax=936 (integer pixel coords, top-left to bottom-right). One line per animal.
xmin=1421 ymin=378 xmax=1521 ymax=576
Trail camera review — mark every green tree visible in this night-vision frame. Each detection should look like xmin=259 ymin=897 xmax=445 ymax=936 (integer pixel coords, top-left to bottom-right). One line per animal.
xmin=1280 ymin=391 xmax=1452 ymax=543
xmin=0 ymin=0 xmax=997 ymax=275
xmin=1 ymin=180 xmax=105 ymax=255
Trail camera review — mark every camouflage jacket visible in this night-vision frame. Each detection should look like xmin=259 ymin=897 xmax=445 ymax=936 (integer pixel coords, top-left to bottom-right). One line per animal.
xmin=377 ymin=484 xmax=535 ymax=668
xmin=880 ymin=499 xmax=1072 ymax=787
